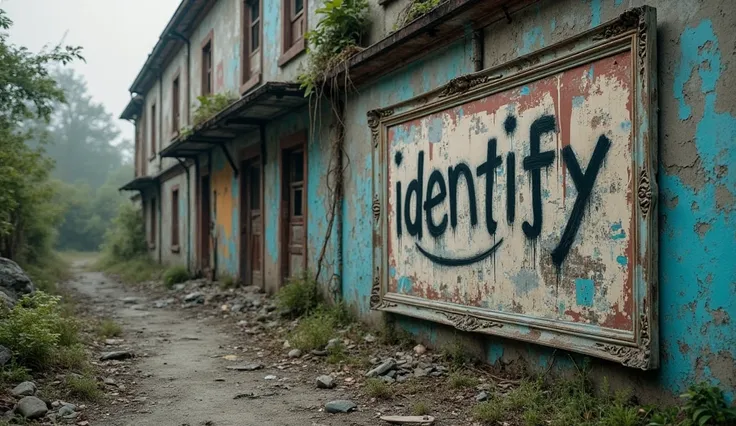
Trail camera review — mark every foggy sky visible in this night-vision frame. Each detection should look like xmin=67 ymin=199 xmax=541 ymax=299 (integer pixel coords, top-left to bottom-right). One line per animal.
xmin=3 ymin=0 xmax=182 ymax=144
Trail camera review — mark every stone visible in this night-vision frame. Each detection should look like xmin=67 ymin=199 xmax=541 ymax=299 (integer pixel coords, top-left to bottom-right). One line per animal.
xmin=103 ymin=377 xmax=116 ymax=386
xmin=0 ymin=345 xmax=11 ymax=367
xmin=475 ymin=391 xmax=489 ymax=402
xmin=264 ymin=375 xmax=277 ymax=380
xmin=16 ymin=396 xmax=47 ymax=419
xmin=282 ymin=340 xmax=291 ymax=349
xmin=58 ymin=404 xmax=75 ymax=417
xmin=288 ymin=349 xmax=302 ymax=358
xmin=0 ymin=257 xmax=35 ymax=306
xmin=325 ymin=399 xmax=357 ymax=413
xmin=122 ymin=296 xmax=139 ymax=304
xmin=311 ymin=350 xmax=327 ymax=356
xmin=100 ymin=350 xmax=134 ymax=361
xmin=184 ymin=292 xmax=204 ymax=303
xmin=363 ymin=334 xmax=376 ymax=343
xmin=11 ymin=381 xmax=36 ymax=397
xmin=366 ymin=359 xmax=396 ymax=377
xmin=396 ymin=374 xmax=409 ymax=383
xmin=172 ymin=283 xmax=186 ymax=292
xmin=413 ymin=344 xmax=427 ymax=355
xmin=386 ymin=370 xmax=397 ymax=379
xmin=316 ymin=375 xmax=335 ymax=389
xmin=153 ymin=298 xmax=175 ymax=308
xmin=413 ymin=368 xmax=429 ymax=378
xmin=325 ymin=338 xmax=340 ymax=350
xmin=381 ymin=375 xmax=395 ymax=384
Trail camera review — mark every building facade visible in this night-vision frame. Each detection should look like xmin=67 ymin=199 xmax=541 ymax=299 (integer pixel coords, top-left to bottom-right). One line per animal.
xmin=120 ymin=0 xmax=736 ymax=401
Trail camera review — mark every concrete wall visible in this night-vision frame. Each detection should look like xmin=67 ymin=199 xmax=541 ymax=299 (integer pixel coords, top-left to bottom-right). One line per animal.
xmin=334 ymin=0 xmax=735 ymax=402
xmin=160 ymin=171 xmax=191 ymax=266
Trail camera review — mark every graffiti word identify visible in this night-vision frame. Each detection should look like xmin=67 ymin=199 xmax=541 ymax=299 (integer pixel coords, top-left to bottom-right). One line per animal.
xmin=394 ymin=115 xmax=611 ymax=267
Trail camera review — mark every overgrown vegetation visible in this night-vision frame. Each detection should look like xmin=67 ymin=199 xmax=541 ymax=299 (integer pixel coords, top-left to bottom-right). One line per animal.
xmin=163 ymin=265 xmax=190 ymax=289
xmin=192 ymin=92 xmax=238 ymax=126
xmin=448 ymin=372 xmax=479 ymax=389
xmin=96 ymin=203 xmax=162 ymax=283
xmin=65 ymin=373 xmax=102 ymax=401
xmin=277 ymin=270 xmax=321 ymax=317
xmin=411 ymin=401 xmax=431 ymax=416
xmin=395 ymin=0 xmax=442 ymax=30
xmin=297 ymin=0 xmax=370 ymax=96
xmin=364 ymin=378 xmax=393 ymax=399
xmin=96 ymin=319 xmax=122 ymax=338
xmin=441 ymin=338 xmax=477 ymax=371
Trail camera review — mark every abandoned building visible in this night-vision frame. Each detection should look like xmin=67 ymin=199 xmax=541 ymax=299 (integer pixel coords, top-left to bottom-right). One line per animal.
xmin=119 ymin=0 xmax=735 ymax=401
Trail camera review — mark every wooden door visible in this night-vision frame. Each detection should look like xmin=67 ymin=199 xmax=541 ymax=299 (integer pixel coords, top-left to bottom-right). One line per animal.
xmin=283 ymin=149 xmax=305 ymax=279
xmin=240 ymin=159 xmax=263 ymax=287
xmin=200 ymin=174 xmax=211 ymax=271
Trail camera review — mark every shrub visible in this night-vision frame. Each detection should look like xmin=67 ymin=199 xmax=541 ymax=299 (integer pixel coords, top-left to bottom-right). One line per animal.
xmin=97 ymin=319 xmax=122 ymax=338
xmin=66 ymin=374 xmax=102 ymax=401
xmin=680 ymin=382 xmax=736 ymax=426
xmin=411 ymin=401 xmax=431 ymax=416
xmin=364 ymin=378 xmax=393 ymax=399
xmin=0 ymin=292 xmax=63 ymax=368
xmin=0 ymin=363 xmax=31 ymax=385
xmin=163 ymin=265 xmax=190 ymax=288
xmin=99 ymin=203 xmax=148 ymax=262
xmin=276 ymin=270 xmax=321 ymax=317
xmin=289 ymin=310 xmax=337 ymax=351
xmin=192 ymin=92 xmax=238 ymax=125
xmin=53 ymin=345 xmax=88 ymax=370
xmin=55 ymin=316 xmax=80 ymax=347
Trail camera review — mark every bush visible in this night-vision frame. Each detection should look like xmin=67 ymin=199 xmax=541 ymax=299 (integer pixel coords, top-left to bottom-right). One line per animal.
xmin=99 ymin=203 xmax=148 ymax=262
xmin=276 ymin=270 xmax=321 ymax=317
xmin=289 ymin=310 xmax=337 ymax=351
xmin=0 ymin=292 xmax=64 ymax=369
xmin=66 ymin=374 xmax=102 ymax=401
xmin=192 ymin=92 xmax=238 ymax=126
xmin=163 ymin=265 xmax=190 ymax=288
xmin=97 ymin=319 xmax=122 ymax=338
xmin=53 ymin=345 xmax=88 ymax=370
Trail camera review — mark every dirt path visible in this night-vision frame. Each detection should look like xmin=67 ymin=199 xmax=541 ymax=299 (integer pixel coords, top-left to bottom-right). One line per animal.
xmin=65 ymin=262 xmax=378 ymax=426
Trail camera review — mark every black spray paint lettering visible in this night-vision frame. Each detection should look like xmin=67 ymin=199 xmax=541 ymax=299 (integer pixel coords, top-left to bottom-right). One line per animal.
xmin=394 ymin=114 xmax=610 ymax=267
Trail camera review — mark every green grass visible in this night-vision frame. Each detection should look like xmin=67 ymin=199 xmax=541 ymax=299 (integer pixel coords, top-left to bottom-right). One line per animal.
xmin=53 ymin=344 xmax=88 ymax=370
xmin=219 ymin=275 xmax=237 ymax=289
xmin=411 ymin=401 xmax=431 ymax=415
xmin=364 ymin=378 xmax=393 ymax=399
xmin=97 ymin=319 xmax=122 ymax=338
xmin=22 ymin=253 xmax=72 ymax=293
xmin=163 ymin=265 xmax=190 ymax=289
xmin=66 ymin=374 xmax=102 ymax=401
xmin=95 ymin=255 xmax=163 ymax=284
xmin=441 ymin=339 xmax=475 ymax=371
xmin=289 ymin=310 xmax=337 ymax=351
xmin=276 ymin=270 xmax=321 ymax=317
xmin=449 ymin=372 xmax=480 ymax=389
xmin=473 ymin=399 xmax=505 ymax=424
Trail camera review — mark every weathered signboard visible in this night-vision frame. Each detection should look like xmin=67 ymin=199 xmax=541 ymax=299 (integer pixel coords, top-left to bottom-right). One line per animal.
xmin=369 ymin=8 xmax=658 ymax=369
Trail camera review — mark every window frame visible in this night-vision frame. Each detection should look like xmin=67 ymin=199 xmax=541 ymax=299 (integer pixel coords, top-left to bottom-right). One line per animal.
xmin=241 ymin=0 xmax=262 ymax=94
xmin=201 ymin=30 xmax=214 ymax=96
xmin=171 ymin=185 xmax=180 ymax=252
xmin=171 ymin=70 xmax=181 ymax=139
xmin=278 ymin=0 xmax=306 ymax=66
xmin=149 ymin=102 xmax=157 ymax=160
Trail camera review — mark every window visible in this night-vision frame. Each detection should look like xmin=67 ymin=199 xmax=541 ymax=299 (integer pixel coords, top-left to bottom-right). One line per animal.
xmin=201 ymin=36 xmax=213 ymax=96
xmin=241 ymin=0 xmax=261 ymax=91
xmin=172 ymin=76 xmax=180 ymax=137
xmin=171 ymin=187 xmax=180 ymax=249
xmin=279 ymin=0 xmax=305 ymax=65
xmin=149 ymin=197 xmax=156 ymax=247
xmin=150 ymin=103 xmax=157 ymax=157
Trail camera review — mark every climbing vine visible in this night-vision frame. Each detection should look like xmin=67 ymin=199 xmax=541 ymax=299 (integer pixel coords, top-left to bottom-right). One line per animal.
xmin=297 ymin=0 xmax=370 ymax=300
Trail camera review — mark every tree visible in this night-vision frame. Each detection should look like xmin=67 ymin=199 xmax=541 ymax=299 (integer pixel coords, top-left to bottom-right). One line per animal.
xmin=0 ymin=8 xmax=83 ymax=260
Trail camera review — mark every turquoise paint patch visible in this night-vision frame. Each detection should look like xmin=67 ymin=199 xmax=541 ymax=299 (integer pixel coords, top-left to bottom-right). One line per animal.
xmin=550 ymin=18 xmax=556 ymax=32
xmin=614 ymin=0 xmax=623 ymax=5
xmin=572 ymin=96 xmax=585 ymax=108
xmin=519 ymin=27 xmax=544 ymax=55
xmin=428 ymin=117 xmax=443 ymax=144
xmin=610 ymin=221 xmax=626 ymax=240
xmin=674 ymin=20 xmax=721 ymax=120
xmin=589 ymin=0 xmax=601 ymax=27
xmin=616 ymin=255 xmax=628 ymax=266
xmin=397 ymin=276 xmax=413 ymax=294
xmin=520 ymin=86 xmax=531 ymax=96
xmin=389 ymin=267 xmax=396 ymax=278
xmin=575 ymin=278 xmax=595 ymax=307
xmin=620 ymin=120 xmax=632 ymax=131
xmin=487 ymin=343 xmax=504 ymax=364
xmin=587 ymin=65 xmax=595 ymax=80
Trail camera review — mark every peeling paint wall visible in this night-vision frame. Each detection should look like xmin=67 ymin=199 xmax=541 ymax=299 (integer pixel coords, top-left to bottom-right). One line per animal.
xmin=340 ymin=0 xmax=734 ymax=401
xmin=160 ymin=172 xmax=190 ymax=266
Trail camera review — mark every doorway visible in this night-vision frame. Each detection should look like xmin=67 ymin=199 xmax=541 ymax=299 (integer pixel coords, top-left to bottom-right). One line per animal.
xmin=239 ymin=156 xmax=263 ymax=288
xmin=199 ymin=173 xmax=211 ymax=273
xmin=280 ymin=137 xmax=307 ymax=283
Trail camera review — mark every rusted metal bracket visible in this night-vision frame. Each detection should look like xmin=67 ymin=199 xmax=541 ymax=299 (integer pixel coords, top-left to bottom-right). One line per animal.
xmin=218 ymin=144 xmax=238 ymax=176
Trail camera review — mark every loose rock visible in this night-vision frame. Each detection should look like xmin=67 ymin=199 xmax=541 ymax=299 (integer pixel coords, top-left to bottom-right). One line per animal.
xmin=11 ymin=381 xmax=37 ymax=397
xmin=366 ymin=359 xmax=396 ymax=377
xmin=288 ymin=349 xmax=302 ymax=358
xmin=226 ymin=363 xmax=263 ymax=371
xmin=58 ymin=404 xmax=76 ymax=417
xmin=363 ymin=334 xmax=376 ymax=343
xmin=100 ymin=350 xmax=134 ymax=361
xmin=325 ymin=399 xmax=357 ymax=413
xmin=316 ymin=375 xmax=335 ymax=389
xmin=413 ymin=344 xmax=427 ymax=355
xmin=475 ymin=391 xmax=489 ymax=402
xmin=16 ymin=396 xmax=47 ymax=419
xmin=264 ymin=375 xmax=277 ymax=380
xmin=0 ymin=257 xmax=35 ymax=306
xmin=0 ymin=345 xmax=11 ymax=367
xmin=183 ymin=292 xmax=204 ymax=304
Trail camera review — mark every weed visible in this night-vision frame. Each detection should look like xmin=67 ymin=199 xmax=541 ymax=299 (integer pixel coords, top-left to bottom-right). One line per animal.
xmin=0 ymin=292 xmax=63 ymax=368
xmin=379 ymin=319 xmax=414 ymax=347
xmin=505 ymin=378 xmax=544 ymax=411
xmin=55 ymin=316 xmax=80 ymax=347
xmin=326 ymin=342 xmax=347 ymax=364
xmin=289 ymin=311 xmax=336 ymax=351
xmin=402 ymin=381 xmax=424 ymax=395
xmin=411 ymin=401 xmax=431 ymax=415
xmin=276 ymin=270 xmax=321 ymax=317
xmin=97 ymin=319 xmax=122 ymax=338
xmin=396 ymin=0 xmax=441 ymax=29
xmin=599 ymin=403 xmax=639 ymax=426
xmin=0 ymin=363 xmax=31 ymax=384
xmin=680 ymin=382 xmax=736 ymax=425
xmin=441 ymin=339 xmax=474 ymax=370
xmin=53 ymin=344 xmax=88 ymax=370
xmin=219 ymin=275 xmax=237 ymax=289
xmin=364 ymin=378 xmax=393 ymax=399
xmin=162 ymin=265 xmax=190 ymax=289
xmin=473 ymin=399 xmax=504 ymax=424
xmin=97 ymin=255 xmax=162 ymax=284
xmin=66 ymin=374 xmax=102 ymax=401
xmin=449 ymin=372 xmax=479 ymax=389
xmin=192 ymin=92 xmax=238 ymax=125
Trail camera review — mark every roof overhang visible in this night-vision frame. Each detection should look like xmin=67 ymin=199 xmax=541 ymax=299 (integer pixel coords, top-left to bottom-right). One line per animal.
xmin=129 ymin=0 xmax=215 ymax=95
xmin=160 ymin=82 xmax=306 ymax=158
xmin=120 ymin=95 xmax=145 ymax=120
xmin=331 ymin=0 xmax=539 ymax=87
xmin=119 ymin=176 xmax=156 ymax=192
